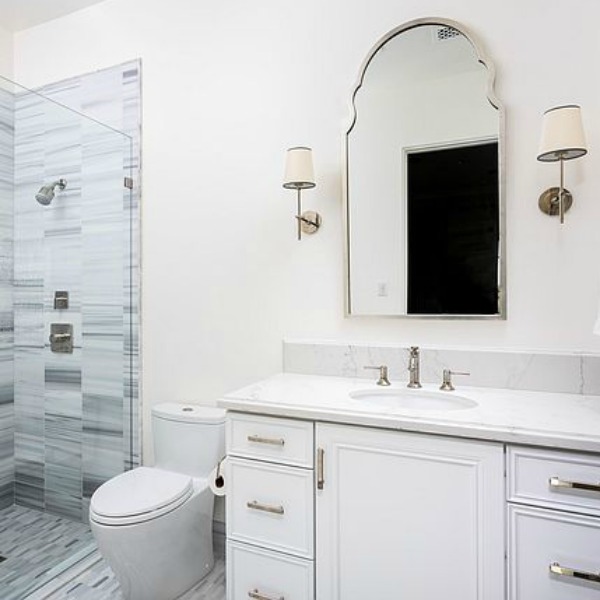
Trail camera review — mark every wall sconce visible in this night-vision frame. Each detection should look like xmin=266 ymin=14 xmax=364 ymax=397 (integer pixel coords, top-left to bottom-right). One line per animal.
xmin=283 ymin=146 xmax=322 ymax=240
xmin=537 ymin=104 xmax=587 ymax=224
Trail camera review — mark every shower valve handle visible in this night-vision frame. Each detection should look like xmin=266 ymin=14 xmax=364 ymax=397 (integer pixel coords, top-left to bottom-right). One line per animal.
xmin=49 ymin=332 xmax=71 ymax=343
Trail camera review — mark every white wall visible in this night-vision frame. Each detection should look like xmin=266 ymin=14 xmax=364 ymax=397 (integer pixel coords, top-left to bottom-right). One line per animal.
xmin=0 ymin=24 xmax=13 ymax=79
xmin=12 ymin=0 xmax=600 ymax=459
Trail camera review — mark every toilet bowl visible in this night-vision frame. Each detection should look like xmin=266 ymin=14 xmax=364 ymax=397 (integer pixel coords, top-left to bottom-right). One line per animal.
xmin=90 ymin=404 xmax=225 ymax=600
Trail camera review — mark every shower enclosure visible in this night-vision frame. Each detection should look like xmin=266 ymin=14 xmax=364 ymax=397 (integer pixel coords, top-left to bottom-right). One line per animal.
xmin=0 ymin=63 xmax=140 ymax=599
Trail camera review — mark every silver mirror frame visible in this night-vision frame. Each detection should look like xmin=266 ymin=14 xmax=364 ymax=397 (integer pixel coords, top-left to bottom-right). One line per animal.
xmin=343 ymin=17 xmax=506 ymax=320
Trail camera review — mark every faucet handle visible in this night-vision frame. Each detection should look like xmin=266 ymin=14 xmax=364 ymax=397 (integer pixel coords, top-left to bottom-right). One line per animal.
xmin=364 ymin=365 xmax=391 ymax=387
xmin=440 ymin=369 xmax=470 ymax=391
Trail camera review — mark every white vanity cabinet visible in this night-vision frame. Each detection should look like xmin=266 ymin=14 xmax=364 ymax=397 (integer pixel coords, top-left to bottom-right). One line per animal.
xmin=315 ymin=423 xmax=505 ymax=600
xmin=226 ymin=413 xmax=315 ymax=600
xmin=507 ymin=446 xmax=600 ymax=598
xmin=225 ymin=412 xmax=506 ymax=599
xmin=221 ymin=373 xmax=600 ymax=599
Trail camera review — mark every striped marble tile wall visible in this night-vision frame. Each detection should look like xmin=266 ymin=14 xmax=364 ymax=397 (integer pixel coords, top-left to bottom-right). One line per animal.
xmin=13 ymin=61 xmax=140 ymax=522
xmin=0 ymin=86 xmax=14 ymax=510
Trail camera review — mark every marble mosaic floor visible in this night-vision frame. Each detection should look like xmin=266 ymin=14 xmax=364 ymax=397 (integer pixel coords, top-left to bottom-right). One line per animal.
xmin=34 ymin=551 xmax=226 ymax=600
xmin=0 ymin=503 xmax=225 ymax=599
xmin=0 ymin=504 xmax=95 ymax=600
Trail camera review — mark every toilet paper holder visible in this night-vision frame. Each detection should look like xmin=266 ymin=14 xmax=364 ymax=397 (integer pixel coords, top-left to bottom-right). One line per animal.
xmin=214 ymin=457 xmax=225 ymax=490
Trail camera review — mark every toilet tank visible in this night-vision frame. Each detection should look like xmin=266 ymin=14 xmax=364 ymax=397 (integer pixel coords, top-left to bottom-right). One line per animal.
xmin=152 ymin=404 xmax=226 ymax=478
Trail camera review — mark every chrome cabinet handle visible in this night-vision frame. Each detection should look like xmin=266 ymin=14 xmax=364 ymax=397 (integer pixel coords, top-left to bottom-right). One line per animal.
xmin=549 ymin=476 xmax=600 ymax=493
xmin=246 ymin=500 xmax=284 ymax=515
xmin=317 ymin=447 xmax=325 ymax=490
xmin=248 ymin=589 xmax=284 ymax=600
xmin=247 ymin=435 xmax=285 ymax=446
xmin=550 ymin=562 xmax=600 ymax=584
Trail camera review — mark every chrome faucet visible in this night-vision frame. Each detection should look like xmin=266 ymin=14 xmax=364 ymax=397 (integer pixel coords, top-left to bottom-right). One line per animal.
xmin=407 ymin=346 xmax=422 ymax=388
xmin=364 ymin=365 xmax=391 ymax=386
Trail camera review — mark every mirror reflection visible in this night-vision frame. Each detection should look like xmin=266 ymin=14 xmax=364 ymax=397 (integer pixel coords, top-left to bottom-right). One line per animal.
xmin=346 ymin=20 xmax=504 ymax=318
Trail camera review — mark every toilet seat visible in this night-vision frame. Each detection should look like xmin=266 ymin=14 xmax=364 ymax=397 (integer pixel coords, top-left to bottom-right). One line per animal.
xmin=90 ymin=467 xmax=194 ymax=526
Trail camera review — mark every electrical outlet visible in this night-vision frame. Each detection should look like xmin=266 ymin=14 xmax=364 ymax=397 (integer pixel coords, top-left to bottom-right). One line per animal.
xmin=377 ymin=282 xmax=388 ymax=297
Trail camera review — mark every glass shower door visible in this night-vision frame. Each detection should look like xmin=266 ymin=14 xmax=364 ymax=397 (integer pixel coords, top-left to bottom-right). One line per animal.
xmin=0 ymin=70 xmax=139 ymax=599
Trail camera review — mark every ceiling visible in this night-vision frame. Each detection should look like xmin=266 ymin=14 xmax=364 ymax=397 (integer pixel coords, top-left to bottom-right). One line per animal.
xmin=0 ymin=0 xmax=109 ymax=32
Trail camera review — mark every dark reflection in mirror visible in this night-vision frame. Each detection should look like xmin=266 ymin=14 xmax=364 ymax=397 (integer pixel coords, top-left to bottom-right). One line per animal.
xmin=407 ymin=141 xmax=499 ymax=314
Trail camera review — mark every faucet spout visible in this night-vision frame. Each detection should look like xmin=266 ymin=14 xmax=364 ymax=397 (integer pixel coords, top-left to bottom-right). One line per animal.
xmin=407 ymin=346 xmax=422 ymax=389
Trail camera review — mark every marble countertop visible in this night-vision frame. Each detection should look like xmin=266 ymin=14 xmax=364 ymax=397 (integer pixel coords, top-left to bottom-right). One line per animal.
xmin=218 ymin=373 xmax=600 ymax=453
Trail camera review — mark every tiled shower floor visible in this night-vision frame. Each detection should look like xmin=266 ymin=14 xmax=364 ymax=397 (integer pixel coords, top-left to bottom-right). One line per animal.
xmin=0 ymin=505 xmax=95 ymax=600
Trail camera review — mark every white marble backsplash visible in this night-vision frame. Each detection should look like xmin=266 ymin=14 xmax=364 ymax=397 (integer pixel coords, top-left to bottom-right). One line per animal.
xmin=283 ymin=340 xmax=600 ymax=396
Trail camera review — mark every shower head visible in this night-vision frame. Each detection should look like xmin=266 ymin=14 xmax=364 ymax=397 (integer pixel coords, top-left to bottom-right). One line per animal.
xmin=35 ymin=179 xmax=67 ymax=206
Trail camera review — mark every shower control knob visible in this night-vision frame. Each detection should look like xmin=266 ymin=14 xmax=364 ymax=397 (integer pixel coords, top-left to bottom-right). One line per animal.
xmin=49 ymin=324 xmax=73 ymax=353
xmin=49 ymin=333 xmax=70 ymax=342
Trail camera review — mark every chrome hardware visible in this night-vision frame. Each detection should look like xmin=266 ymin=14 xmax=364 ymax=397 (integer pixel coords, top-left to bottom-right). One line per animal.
xmin=550 ymin=562 xmax=600 ymax=584
xmin=124 ymin=176 xmax=134 ymax=189
xmin=246 ymin=500 xmax=284 ymax=515
xmin=407 ymin=346 xmax=422 ymax=388
xmin=549 ymin=476 xmax=600 ymax=493
xmin=50 ymin=333 xmax=70 ymax=341
xmin=53 ymin=291 xmax=69 ymax=310
xmin=247 ymin=435 xmax=285 ymax=447
xmin=364 ymin=365 xmax=391 ymax=386
xmin=248 ymin=589 xmax=284 ymax=600
xmin=317 ymin=447 xmax=325 ymax=490
xmin=440 ymin=369 xmax=471 ymax=391
xmin=49 ymin=323 xmax=73 ymax=353
xmin=296 ymin=210 xmax=322 ymax=235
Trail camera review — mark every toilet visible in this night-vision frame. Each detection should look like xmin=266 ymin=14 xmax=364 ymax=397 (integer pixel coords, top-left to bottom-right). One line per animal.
xmin=89 ymin=403 xmax=226 ymax=600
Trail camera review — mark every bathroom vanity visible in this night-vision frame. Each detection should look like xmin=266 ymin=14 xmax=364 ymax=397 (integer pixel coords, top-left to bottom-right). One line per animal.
xmin=219 ymin=374 xmax=600 ymax=600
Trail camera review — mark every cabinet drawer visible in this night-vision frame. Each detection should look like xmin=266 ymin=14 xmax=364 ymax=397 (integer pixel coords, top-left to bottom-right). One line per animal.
xmin=227 ymin=541 xmax=314 ymax=600
xmin=508 ymin=446 xmax=600 ymax=516
xmin=227 ymin=458 xmax=314 ymax=558
xmin=508 ymin=504 xmax=600 ymax=599
xmin=227 ymin=413 xmax=313 ymax=468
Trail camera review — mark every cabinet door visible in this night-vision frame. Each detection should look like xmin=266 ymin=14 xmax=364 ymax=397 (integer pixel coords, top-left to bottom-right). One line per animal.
xmin=316 ymin=423 xmax=505 ymax=600
xmin=508 ymin=504 xmax=600 ymax=599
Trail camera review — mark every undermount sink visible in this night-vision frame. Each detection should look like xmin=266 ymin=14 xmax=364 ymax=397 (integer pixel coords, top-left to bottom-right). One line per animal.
xmin=349 ymin=388 xmax=477 ymax=411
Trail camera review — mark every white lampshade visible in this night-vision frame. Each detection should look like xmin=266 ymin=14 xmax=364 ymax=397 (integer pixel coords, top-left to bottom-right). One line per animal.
xmin=537 ymin=105 xmax=587 ymax=162
xmin=283 ymin=146 xmax=316 ymax=189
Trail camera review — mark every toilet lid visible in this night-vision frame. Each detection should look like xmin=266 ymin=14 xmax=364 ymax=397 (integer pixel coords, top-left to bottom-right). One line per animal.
xmin=90 ymin=467 xmax=193 ymax=522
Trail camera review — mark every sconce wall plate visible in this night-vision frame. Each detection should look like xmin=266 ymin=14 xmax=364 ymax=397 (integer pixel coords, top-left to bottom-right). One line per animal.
xmin=539 ymin=187 xmax=573 ymax=217
xmin=297 ymin=210 xmax=322 ymax=234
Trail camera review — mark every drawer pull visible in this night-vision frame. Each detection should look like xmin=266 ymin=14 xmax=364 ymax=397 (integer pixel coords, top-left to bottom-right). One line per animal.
xmin=247 ymin=434 xmax=285 ymax=446
xmin=549 ymin=476 xmax=600 ymax=493
xmin=317 ymin=447 xmax=325 ymax=490
xmin=248 ymin=589 xmax=284 ymax=600
xmin=246 ymin=500 xmax=285 ymax=515
xmin=550 ymin=562 xmax=600 ymax=584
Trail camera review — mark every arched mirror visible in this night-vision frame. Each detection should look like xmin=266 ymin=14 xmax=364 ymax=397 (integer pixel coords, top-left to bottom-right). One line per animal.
xmin=345 ymin=18 xmax=505 ymax=318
